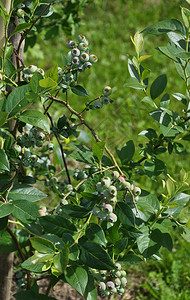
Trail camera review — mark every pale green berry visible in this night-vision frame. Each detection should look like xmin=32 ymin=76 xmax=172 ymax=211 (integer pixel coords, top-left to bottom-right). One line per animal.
xmin=108 ymin=185 xmax=117 ymax=196
xmin=102 ymin=96 xmax=110 ymax=104
xmin=17 ymin=9 xmax=25 ymax=18
xmin=58 ymin=67 xmax=62 ymax=77
xmin=115 ymin=263 xmax=122 ymax=270
xmin=96 ymin=182 xmax=102 ymax=192
xmin=66 ymin=40 xmax=75 ymax=49
xmin=72 ymin=56 xmax=80 ymax=66
xmin=118 ymin=288 xmax=125 ymax=295
xmin=80 ymin=52 xmax=89 ymax=62
xmin=89 ymin=54 xmax=98 ymax=63
xmin=94 ymin=101 xmax=102 ymax=109
xmin=114 ymin=278 xmax=121 ymax=286
xmin=61 ymin=199 xmax=68 ymax=205
xmin=67 ymin=51 xmax=73 ymax=63
xmin=114 ymin=270 xmax=121 ymax=277
xmin=112 ymin=171 xmax=120 ymax=179
xmin=107 ymin=281 xmax=115 ymax=289
xmin=99 ymin=281 xmax=106 ymax=291
xmin=120 ymin=277 xmax=127 ymax=287
xmin=134 ymin=186 xmax=141 ymax=195
xmin=97 ymin=211 xmax=107 ymax=220
xmin=65 ymin=184 xmax=73 ymax=192
xmin=102 ymin=86 xmax=112 ymax=96
xmin=107 ymin=212 xmax=117 ymax=223
xmin=28 ymin=65 xmax=38 ymax=73
xmin=103 ymin=204 xmax=113 ymax=213
xmin=122 ymin=181 xmax=131 ymax=189
xmin=84 ymin=62 xmax=92 ymax=69
xmin=109 ymin=196 xmax=117 ymax=203
xmin=120 ymin=270 xmax=126 ymax=277
xmin=78 ymin=65 xmax=85 ymax=72
xmin=71 ymin=48 xmax=80 ymax=56
xmin=101 ymin=176 xmax=111 ymax=187
xmin=78 ymin=42 xmax=88 ymax=51
xmin=77 ymin=34 xmax=86 ymax=43
xmin=37 ymin=68 xmax=45 ymax=76
xmin=48 ymin=143 xmax=54 ymax=150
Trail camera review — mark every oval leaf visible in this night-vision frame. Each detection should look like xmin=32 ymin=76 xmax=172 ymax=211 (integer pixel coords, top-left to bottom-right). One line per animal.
xmin=19 ymin=110 xmax=50 ymax=133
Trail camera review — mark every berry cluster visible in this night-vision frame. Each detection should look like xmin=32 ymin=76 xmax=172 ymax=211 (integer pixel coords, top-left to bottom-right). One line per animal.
xmin=91 ymin=263 xmax=127 ymax=297
xmin=17 ymin=127 xmax=46 ymax=148
xmin=23 ymin=65 xmax=45 ymax=80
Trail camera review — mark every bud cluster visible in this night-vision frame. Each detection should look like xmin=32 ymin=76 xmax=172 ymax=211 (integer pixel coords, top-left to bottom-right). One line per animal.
xmin=90 ymin=263 xmax=127 ymax=297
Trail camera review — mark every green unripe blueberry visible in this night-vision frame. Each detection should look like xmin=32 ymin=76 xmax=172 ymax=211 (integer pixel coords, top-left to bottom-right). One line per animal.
xmin=109 ymin=196 xmax=117 ymax=203
xmin=80 ymin=52 xmax=89 ymax=62
xmin=108 ymin=185 xmax=117 ymax=196
xmin=115 ymin=263 xmax=122 ymax=270
xmin=101 ymin=176 xmax=111 ymax=188
xmin=120 ymin=270 xmax=126 ymax=277
xmin=48 ymin=143 xmax=54 ymax=150
xmin=112 ymin=171 xmax=120 ymax=179
xmin=65 ymin=184 xmax=73 ymax=192
xmin=66 ymin=40 xmax=75 ymax=49
xmin=90 ymin=166 xmax=98 ymax=174
xmin=78 ymin=65 xmax=85 ymax=72
xmin=99 ymin=282 xmax=106 ymax=291
xmin=94 ymin=101 xmax=102 ymax=109
xmin=78 ymin=42 xmax=88 ymax=51
xmin=104 ymin=290 xmax=110 ymax=296
xmin=58 ymin=67 xmax=62 ymax=77
xmin=84 ymin=62 xmax=92 ymax=70
xmin=101 ymin=96 xmax=110 ymax=105
xmin=92 ymin=206 xmax=100 ymax=216
xmin=37 ymin=68 xmax=45 ymax=76
xmin=38 ymin=132 xmax=45 ymax=140
xmin=97 ymin=211 xmax=107 ymax=220
xmin=95 ymin=182 xmax=102 ymax=192
xmin=134 ymin=186 xmax=141 ymax=195
xmin=28 ymin=65 xmax=38 ymax=73
xmin=31 ymin=155 xmax=37 ymax=161
xmin=17 ymin=8 xmax=25 ymax=18
xmin=72 ymin=56 xmax=80 ymax=66
xmin=71 ymin=48 xmax=80 ymax=57
xmin=118 ymin=288 xmax=125 ymax=295
xmin=114 ymin=270 xmax=121 ymax=278
xmin=103 ymin=204 xmax=113 ymax=213
xmin=111 ymin=287 xmax=117 ymax=293
xmin=61 ymin=199 xmax=68 ymax=205
xmin=89 ymin=54 xmax=98 ymax=63
xmin=74 ymin=168 xmax=80 ymax=173
xmin=114 ymin=278 xmax=121 ymax=286
xmin=107 ymin=281 xmax=115 ymax=289
xmin=107 ymin=212 xmax=117 ymax=223
xmin=120 ymin=277 xmax=127 ymax=287
xmin=67 ymin=51 xmax=73 ymax=63
xmin=122 ymin=181 xmax=131 ymax=189
xmin=77 ymin=34 xmax=86 ymax=43
xmin=102 ymin=86 xmax=112 ymax=96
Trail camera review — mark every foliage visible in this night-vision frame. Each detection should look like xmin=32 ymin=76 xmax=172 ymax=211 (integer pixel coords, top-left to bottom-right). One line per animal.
xmin=0 ymin=0 xmax=190 ymax=299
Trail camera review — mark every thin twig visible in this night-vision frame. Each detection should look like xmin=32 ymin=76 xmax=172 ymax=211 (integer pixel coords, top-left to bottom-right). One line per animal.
xmin=6 ymin=226 xmax=26 ymax=262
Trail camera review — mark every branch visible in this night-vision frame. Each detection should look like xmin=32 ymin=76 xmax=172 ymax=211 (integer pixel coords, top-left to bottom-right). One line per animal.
xmin=6 ymin=226 xmax=26 ymax=262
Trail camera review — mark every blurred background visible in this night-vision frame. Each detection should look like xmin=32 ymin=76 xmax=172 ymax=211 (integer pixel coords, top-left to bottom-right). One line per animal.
xmin=25 ymin=0 xmax=190 ymax=298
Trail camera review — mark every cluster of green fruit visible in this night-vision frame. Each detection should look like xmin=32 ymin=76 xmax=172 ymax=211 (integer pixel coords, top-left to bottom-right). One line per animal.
xmin=91 ymin=263 xmax=127 ymax=297
xmin=17 ymin=127 xmax=46 ymax=148
xmin=23 ymin=65 xmax=45 ymax=80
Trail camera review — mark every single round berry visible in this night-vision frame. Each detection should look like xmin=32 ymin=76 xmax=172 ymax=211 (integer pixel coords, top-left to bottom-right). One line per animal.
xmin=77 ymin=34 xmax=86 ymax=43
xmin=66 ymin=40 xmax=75 ymax=49
xmin=134 ymin=186 xmax=141 ymax=195
xmin=78 ymin=65 xmax=85 ymax=72
xmin=120 ymin=270 xmax=126 ymax=277
xmin=95 ymin=182 xmax=102 ymax=192
xmin=28 ymin=65 xmax=38 ymax=73
xmin=37 ymin=68 xmax=45 ymax=76
xmin=99 ymin=281 xmax=106 ymax=291
xmin=114 ymin=278 xmax=121 ymax=286
xmin=120 ymin=277 xmax=127 ymax=287
xmin=72 ymin=56 xmax=80 ymax=66
xmin=17 ymin=9 xmax=25 ymax=18
xmin=102 ymin=86 xmax=112 ymax=96
xmin=89 ymin=54 xmax=98 ymax=63
xmin=107 ymin=212 xmax=117 ymax=223
xmin=78 ymin=42 xmax=88 ymax=51
xmin=118 ymin=288 xmax=125 ymax=295
xmin=71 ymin=48 xmax=80 ymax=57
xmin=101 ymin=96 xmax=110 ymax=104
xmin=115 ymin=263 xmax=122 ymax=270
xmin=112 ymin=171 xmax=120 ymax=179
xmin=122 ymin=181 xmax=131 ymax=189
xmin=101 ymin=176 xmax=111 ymax=188
xmin=103 ymin=204 xmax=113 ymax=213
xmin=106 ymin=281 xmax=115 ymax=289
xmin=84 ymin=62 xmax=92 ymax=70
xmin=80 ymin=52 xmax=89 ymax=63
xmin=108 ymin=185 xmax=117 ymax=196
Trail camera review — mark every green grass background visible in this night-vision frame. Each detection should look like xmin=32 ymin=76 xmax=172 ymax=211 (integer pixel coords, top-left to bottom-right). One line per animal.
xmin=25 ymin=0 xmax=190 ymax=298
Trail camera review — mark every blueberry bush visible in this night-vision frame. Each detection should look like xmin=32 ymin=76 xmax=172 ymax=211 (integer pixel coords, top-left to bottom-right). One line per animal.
xmin=0 ymin=1 xmax=190 ymax=299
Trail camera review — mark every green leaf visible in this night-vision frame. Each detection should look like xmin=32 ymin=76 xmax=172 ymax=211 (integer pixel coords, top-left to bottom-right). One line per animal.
xmin=0 ymin=111 xmax=8 ymax=127
xmin=152 ymin=223 xmax=173 ymax=251
xmin=160 ymin=93 xmax=170 ymax=108
xmin=62 ymin=204 xmax=90 ymax=218
xmin=137 ymin=191 xmax=160 ymax=214
xmin=92 ymin=141 xmax=105 ymax=163
xmin=0 ymin=230 xmax=17 ymax=253
xmin=160 ymin=124 xmax=179 ymax=137
xmin=113 ymin=238 xmax=128 ymax=255
xmin=30 ymin=237 xmax=55 ymax=253
xmin=8 ymin=184 xmax=47 ymax=202
xmin=85 ymin=223 xmax=107 ymax=247
xmin=30 ymin=72 xmax=43 ymax=93
xmin=14 ymin=290 xmax=56 ymax=300
xmin=165 ymin=193 xmax=190 ymax=218
xmin=69 ymin=144 xmax=94 ymax=164
xmin=181 ymin=227 xmax=190 ymax=242
xmin=39 ymin=215 xmax=77 ymax=237
xmin=12 ymin=200 xmax=39 ymax=223
xmin=71 ymin=85 xmax=88 ymax=96
xmin=21 ymin=257 xmax=44 ymax=273
xmin=30 ymin=252 xmax=54 ymax=264
xmin=5 ymin=84 xmax=31 ymax=117
xmin=144 ymin=158 xmax=165 ymax=178
xmin=141 ymin=19 xmax=186 ymax=36
xmin=53 ymin=249 xmax=69 ymax=274
xmin=45 ymin=65 xmax=59 ymax=82
xmin=115 ymin=202 xmax=135 ymax=227
xmin=39 ymin=78 xmax=57 ymax=89
xmin=124 ymin=77 xmax=145 ymax=89
xmin=0 ymin=149 xmax=10 ymax=172
xmin=65 ymin=266 xmax=97 ymax=300
xmin=4 ymin=58 xmax=15 ymax=77
xmin=116 ymin=140 xmax=135 ymax=164
xmin=150 ymin=74 xmax=167 ymax=100
xmin=141 ymin=96 xmax=156 ymax=108
xmin=10 ymin=23 xmax=31 ymax=37
xmin=0 ymin=202 xmax=14 ymax=218
xmin=79 ymin=240 xmax=115 ymax=270
xmin=19 ymin=110 xmax=50 ymax=133
xmin=137 ymin=225 xmax=162 ymax=258
xmin=120 ymin=253 xmax=143 ymax=264
xmin=179 ymin=206 xmax=190 ymax=223
xmin=139 ymin=128 xmax=157 ymax=140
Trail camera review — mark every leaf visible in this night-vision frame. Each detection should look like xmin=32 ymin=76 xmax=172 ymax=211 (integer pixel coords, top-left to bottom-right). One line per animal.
xmin=30 ymin=72 xmax=43 ymax=93
xmin=65 ymin=266 xmax=97 ymax=300
xmin=138 ymin=55 xmax=152 ymax=63
xmin=113 ymin=238 xmax=128 ymax=255
xmin=39 ymin=78 xmax=57 ymax=89
xmin=10 ymin=23 xmax=31 ymax=37
xmin=152 ymin=223 xmax=173 ymax=251
xmin=30 ymin=252 xmax=54 ymax=264
xmin=116 ymin=140 xmax=135 ymax=164
xmin=139 ymin=128 xmax=157 ymax=140
xmin=92 ymin=141 xmax=105 ymax=163
xmin=21 ymin=257 xmax=44 ymax=273
xmin=45 ymin=65 xmax=59 ymax=82
xmin=53 ymin=249 xmax=69 ymax=274
xmin=165 ymin=193 xmax=190 ymax=218
xmin=30 ymin=237 xmax=55 ymax=253
xmin=137 ymin=191 xmax=160 ymax=214
xmin=150 ymin=74 xmax=167 ymax=99
xmin=124 ymin=77 xmax=145 ymax=89
xmin=181 ymin=227 xmax=190 ymax=242
xmin=128 ymin=59 xmax=140 ymax=80
xmin=149 ymin=110 xmax=171 ymax=126
xmin=120 ymin=253 xmax=143 ymax=264
xmin=144 ymin=158 xmax=165 ymax=178
xmin=160 ymin=124 xmax=179 ymax=137
xmin=79 ymin=240 xmax=115 ymax=270
xmin=62 ymin=204 xmax=90 ymax=218
xmin=5 ymin=84 xmax=31 ymax=117
xmin=14 ymin=290 xmax=56 ymax=300
xmin=85 ymin=223 xmax=107 ymax=247
xmin=39 ymin=215 xmax=77 ymax=237
xmin=0 ymin=149 xmax=10 ymax=172
xmin=71 ymin=85 xmax=88 ymax=97
xmin=160 ymin=93 xmax=170 ymax=108
xmin=19 ymin=110 xmax=50 ymax=133
xmin=141 ymin=19 xmax=186 ymax=36
xmin=69 ymin=144 xmax=94 ymax=164
xmin=115 ymin=202 xmax=135 ymax=227
xmin=0 ymin=202 xmax=14 ymax=218
xmin=0 ymin=111 xmax=8 ymax=127
xmin=12 ymin=200 xmax=39 ymax=223
xmin=134 ymin=31 xmax=144 ymax=54
xmin=141 ymin=96 xmax=156 ymax=108
xmin=8 ymin=184 xmax=47 ymax=202
xmin=0 ymin=231 xmax=17 ymax=253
